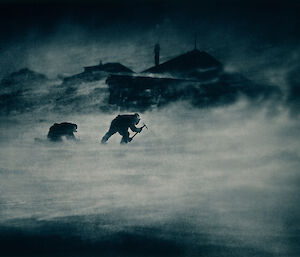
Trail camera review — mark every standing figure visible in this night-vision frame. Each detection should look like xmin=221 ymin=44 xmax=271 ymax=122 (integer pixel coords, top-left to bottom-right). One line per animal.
xmin=101 ymin=113 xmax=143 ymax=144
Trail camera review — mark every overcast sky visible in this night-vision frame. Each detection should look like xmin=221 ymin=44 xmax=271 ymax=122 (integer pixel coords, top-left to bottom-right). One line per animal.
xmin=0 ymin=0 xmax=299 ymax=80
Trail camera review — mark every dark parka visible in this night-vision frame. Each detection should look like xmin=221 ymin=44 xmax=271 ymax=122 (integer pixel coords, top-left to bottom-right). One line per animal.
xmin=101 ymin=113 xmax=142 ymax=144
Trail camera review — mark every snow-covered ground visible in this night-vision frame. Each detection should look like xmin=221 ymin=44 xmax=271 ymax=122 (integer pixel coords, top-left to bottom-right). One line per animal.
xmin=0 ymin=99 xmax=299 ymax=256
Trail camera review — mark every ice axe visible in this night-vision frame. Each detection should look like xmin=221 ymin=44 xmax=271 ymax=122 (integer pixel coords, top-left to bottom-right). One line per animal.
xmin=129 ymin=123 xmax=148 ymax=142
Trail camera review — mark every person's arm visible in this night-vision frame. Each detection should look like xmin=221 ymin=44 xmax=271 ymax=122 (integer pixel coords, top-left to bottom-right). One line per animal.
xmin=129 ymin=124 xmax=142 ymax=133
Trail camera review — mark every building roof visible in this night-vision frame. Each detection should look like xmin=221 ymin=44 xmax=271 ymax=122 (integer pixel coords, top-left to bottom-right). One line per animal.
xmin=143 ymin=49 xmax=222 ymax=74
xmin=84 ymin=62 xmax=133 ymax=73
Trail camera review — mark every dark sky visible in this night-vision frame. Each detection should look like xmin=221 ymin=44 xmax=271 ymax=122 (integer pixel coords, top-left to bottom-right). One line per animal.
xmin=0 ymin=0 xmax=299 ymax=78
xmin=1 ymin=0 xmax=299 ymax=36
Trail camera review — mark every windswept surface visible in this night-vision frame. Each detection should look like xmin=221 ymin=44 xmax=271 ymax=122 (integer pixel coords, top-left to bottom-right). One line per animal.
xmin=0 ymin=100 xmax=299 ymax=256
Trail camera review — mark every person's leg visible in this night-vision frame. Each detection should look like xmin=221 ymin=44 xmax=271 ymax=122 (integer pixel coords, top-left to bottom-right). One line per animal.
xmin=101 ymin=128 xmax=117 ymax=144
xmin=47 ymin=132 xmax=62 ymax=142
xmin=66 ymin=133 xmax=76 ymax=141
xmin=119 ymin=130 xmax=130 ymax=144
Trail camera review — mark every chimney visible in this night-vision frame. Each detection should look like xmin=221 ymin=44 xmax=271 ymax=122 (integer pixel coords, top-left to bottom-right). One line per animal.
xmin=154 ymin=43 xmax=160 ymax=66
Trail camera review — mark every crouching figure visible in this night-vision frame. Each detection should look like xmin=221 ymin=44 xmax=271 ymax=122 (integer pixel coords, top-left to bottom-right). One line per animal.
xmin=101 ymin=113 xmax=143 ymax=144
xmin=47 ymin=122 xmax=78 ymax=142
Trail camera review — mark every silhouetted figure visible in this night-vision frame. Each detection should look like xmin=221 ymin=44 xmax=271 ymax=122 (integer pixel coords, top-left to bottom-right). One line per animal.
xmin=101 ymin=113 xmax=143 ymax=144
xmin=154 ymin=43 xmax=160 ymax=66
xmin=47 ymin=122 xmax=77 ymax=142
